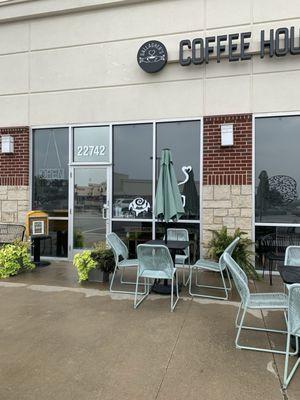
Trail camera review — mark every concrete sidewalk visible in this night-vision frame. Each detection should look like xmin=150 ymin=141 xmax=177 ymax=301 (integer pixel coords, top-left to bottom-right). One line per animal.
xmin=0 ymin=262 xmax=299 ymax=400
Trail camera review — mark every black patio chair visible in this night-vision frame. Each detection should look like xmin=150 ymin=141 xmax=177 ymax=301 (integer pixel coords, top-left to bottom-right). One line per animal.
xmin=261 ymin=234 xmax=292 ymax=285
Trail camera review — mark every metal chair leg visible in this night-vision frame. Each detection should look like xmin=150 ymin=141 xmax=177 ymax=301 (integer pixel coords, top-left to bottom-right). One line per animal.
xmin=284 ymin=335 xmax=300 ymax=388
xmin=189 ymin=267 xmax=229 ymax=300
xmin=171 ymin=273 xmax=179 ymax=312
xmin=120 ymin=268 xmax=137 ymax=285
xmin=110 ymin=265 xmax=147 ymax=295
xmin=134 ymin=277 xmax=149 ymax=309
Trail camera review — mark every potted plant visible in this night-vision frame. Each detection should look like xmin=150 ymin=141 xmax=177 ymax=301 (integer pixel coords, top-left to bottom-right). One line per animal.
xmin=90 ymin=241 xmax=115 ymax=283
xmin=0 ymin=240 xmax=35 ymax=279
xmin=73 ymin=250 xmax=97 ymax=283
xmin=73 ymin=242 xmax=115 ymax=283
xmin=207 ymin=226 xmax=258 ymax=279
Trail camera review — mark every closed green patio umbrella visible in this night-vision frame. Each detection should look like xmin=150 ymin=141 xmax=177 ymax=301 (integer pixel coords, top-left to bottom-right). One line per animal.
xmin=155 ymin=149 xmax=184 ymax=241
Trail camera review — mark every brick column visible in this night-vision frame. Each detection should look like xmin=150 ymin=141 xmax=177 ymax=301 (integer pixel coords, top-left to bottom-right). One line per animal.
xmin=0 ymin=127 xmax=30 ymax=224
xmin=202 ymin=114 xmax=253 ymax=252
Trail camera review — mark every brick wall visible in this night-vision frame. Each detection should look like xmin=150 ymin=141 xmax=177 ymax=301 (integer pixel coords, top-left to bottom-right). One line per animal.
xmin=0 ymin=127 xmax=30 ymax=224
xmin=0 ymin=127 xmax=30 ymax=186
xmin=203 ymin=114 xmax=252 ymax=186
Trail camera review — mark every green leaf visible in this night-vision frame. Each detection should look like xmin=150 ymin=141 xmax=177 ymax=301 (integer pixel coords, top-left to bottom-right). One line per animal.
xmin=207 ymin=226 xmax=259 ymax=280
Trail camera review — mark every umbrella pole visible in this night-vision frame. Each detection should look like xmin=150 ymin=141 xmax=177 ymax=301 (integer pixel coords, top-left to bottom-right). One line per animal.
xmin=164 ymin=221 xmax=168 ymax=286
xmin=164 ymin=221 xmax=168 ymax=244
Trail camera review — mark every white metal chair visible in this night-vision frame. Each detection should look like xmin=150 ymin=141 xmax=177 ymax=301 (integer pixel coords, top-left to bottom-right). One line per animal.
xmin=284 ymin=246 xmax=300 ymax=266
xmin=134 ymin=244 xmax=179 ymax=312
xmin=107 ymin=232 xmax=145 ymax=295
xmin=165 ymin=228 xmax=190 ymax=285
xmin=283 ymin=284 xmax=300 ymax=388
xmin=188 ymin=237 xmax=239 ymax=300
xmin=223 ymin=252 xmax=298 ymax=355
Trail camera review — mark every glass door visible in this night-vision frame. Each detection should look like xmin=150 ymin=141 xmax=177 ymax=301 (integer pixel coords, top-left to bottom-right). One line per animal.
xmin=70 ymin=166 xmax=110 ymax=256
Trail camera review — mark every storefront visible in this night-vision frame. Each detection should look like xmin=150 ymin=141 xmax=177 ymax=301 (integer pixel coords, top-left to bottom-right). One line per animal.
xmin=1 ymin=0 xmax=300 ymax=267
xmin=31 ymin=119 xmax=201 ymax=259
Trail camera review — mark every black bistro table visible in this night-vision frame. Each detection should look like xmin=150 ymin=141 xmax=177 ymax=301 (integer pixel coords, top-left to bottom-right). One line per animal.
xmin=31 ymin=234 xmax=51 ymax=267
xmin=146 ymin=239 xmax=190 ymax=294
xmin=277 ymin=265 xmax=300 ymax=285
xmin=277 ymin=265 xmax=300 ymax=353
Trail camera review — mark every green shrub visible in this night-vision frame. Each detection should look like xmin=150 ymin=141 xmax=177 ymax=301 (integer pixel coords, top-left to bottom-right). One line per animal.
xmin=73 ymin=250 xmax=96 ymax=282
xmin=0 ymin=241 xmax=35 ymax=279
xmin=207 ymin=226 xmax=258 ymax=280
xmin=91 ymin=241 xmax=115 ymax=274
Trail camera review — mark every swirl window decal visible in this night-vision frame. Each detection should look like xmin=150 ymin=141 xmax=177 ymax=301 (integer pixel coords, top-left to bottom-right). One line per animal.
xmin=129 ymin=198 xmax=151 ymax=217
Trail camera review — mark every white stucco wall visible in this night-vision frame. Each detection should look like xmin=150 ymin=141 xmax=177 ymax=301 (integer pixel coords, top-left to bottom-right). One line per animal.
xmin=1 ymin=0 xmax=300 ymax=126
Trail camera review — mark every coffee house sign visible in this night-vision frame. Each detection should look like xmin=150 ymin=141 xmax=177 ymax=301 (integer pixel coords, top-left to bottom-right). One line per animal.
xmin=137 ymin=27 xmax=300 ymax=72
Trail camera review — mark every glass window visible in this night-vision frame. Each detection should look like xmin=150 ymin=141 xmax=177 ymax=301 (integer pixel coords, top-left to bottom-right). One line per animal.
xmin=112 ymin=221 xmax=153 ymax=258
xmin=73 ymin=126 xmax=110 ymax=163
xmin=255 ymin=226 xmax=300 ymax=270
xmin=113 ymin=124 xmax=153 ymax=219
xmin=73 ymin=167 xmax=107 ymax=249
xmin=156 ymin=121 xmax=200 ymax=220
xmin=255 ymin=116 xmax=300 ymax=223
xmin=32 ymin=128 xmax=69 ymax=217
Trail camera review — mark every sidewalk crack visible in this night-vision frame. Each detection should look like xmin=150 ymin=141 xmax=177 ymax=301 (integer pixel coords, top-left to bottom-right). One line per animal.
xmin=154 ymin=300 xmax=192 ymax=400
xmin=253 ymin=280 xmax=289 ymax=400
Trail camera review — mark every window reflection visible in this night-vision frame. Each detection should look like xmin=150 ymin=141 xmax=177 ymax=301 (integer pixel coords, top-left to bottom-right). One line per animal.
xmin=255 ymin=116 xmax=300 ymax=223
xmin=32 ymin=128 xmax=69 ymax=258
xmin=255 ymin=226 xmax=300 ymax=271
xmin=113 ymin=124 xmax=153 ymax=219
xmin=156 ymin=121 xmax=200 ymax=220
xmin=73 ymin=168 xmax=107 ymax=248
xmin=32 ymin=128 xmax=69 ymax=217
xmin=73 ymin=126 xmax=110 ymax=163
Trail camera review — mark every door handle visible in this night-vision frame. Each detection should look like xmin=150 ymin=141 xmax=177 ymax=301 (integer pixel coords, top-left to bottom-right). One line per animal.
xmin=102 ymin=204 xmax=108 ymax=220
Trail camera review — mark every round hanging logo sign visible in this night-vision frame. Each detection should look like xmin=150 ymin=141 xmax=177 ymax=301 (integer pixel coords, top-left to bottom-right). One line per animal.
xmin=137 ymin=40 xmax=168 ymax=73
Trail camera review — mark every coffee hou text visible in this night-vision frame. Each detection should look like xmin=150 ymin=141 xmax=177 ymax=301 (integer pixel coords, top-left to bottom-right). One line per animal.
xmin=179 ymin=27 xmax=300 ymax=65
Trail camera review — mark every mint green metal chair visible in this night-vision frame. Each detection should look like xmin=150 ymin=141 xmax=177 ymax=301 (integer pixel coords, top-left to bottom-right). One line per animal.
xmin=165 ymin=228 xmax=190 ymax=285
xmin=283 ymin=284 xmax=300 ymax=388
xmin=223 ymin=253 xmax=298 ymax=355
xmin=134 ymin=244 xmax=179 ymax=312
xmin=107 ymin=233 xmax=145 ymax=295
xmin=188 ymin=237 xmax=239 ymax=300
xmin=284 ymin=246 xmax=300 ymax=266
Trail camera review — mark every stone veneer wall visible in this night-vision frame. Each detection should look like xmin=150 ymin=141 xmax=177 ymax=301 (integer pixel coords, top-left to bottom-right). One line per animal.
xmin=202 ymin=114 xmax=253 ymax=254
xmin=0 ymin=186 xmax=29 ymax=224
xmin=202 ymin=185 xmax=252 ymax=254
xmin=0 ymin=127 xmax=30 ymax=225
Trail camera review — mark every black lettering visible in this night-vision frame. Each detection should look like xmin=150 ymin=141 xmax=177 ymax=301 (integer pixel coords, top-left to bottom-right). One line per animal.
xmin=179 ymin=40 xmax=191 ymax=66
xmin=216 ymin=35 xmax=227 ymax=63
xmin=260 ymin=29 xmax=274 ymax=58
xmin=192 ymin=38 xmax=204 ymax=65
xmin=290 ymin=26 xmax=300 ymax=55
xmin=275 ymin=28 xmax=289 ymax=57
xmin=241 ymin=32 xmax=252 ymax=60
xmin=205 ymin=36 xmax=215 ymax=64
xmin=229 ymin=33 xmax=239 ymax=61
